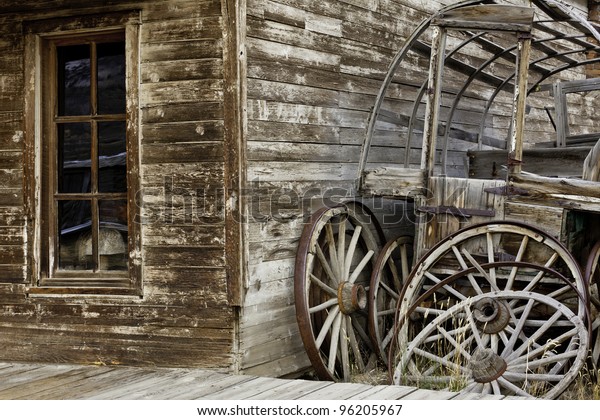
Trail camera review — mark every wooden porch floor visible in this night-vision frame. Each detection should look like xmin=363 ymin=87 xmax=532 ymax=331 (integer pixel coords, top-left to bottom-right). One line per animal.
xmin=0 ymin=362 xmax=526 ymax=400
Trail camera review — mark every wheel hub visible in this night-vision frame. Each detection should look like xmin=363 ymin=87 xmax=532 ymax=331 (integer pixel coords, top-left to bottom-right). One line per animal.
xmin=472 ymin=297 xmax=510 ymax=334
xmin=469 ymin=348 xmax=507 ymax=383
xmin=337 ymin=281 xmax=367 ymax=314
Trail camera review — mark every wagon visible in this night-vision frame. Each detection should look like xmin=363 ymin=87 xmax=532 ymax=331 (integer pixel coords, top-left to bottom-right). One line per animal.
xmin=294 ymin=0 xmax=600 ymax=399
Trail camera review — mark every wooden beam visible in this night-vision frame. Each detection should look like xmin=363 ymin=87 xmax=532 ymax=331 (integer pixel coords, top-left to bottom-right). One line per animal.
xmin=432 ymin=5 xmax=534 ymax=32
xmin=511 ymin=172 xmax=600 ymax=200
xmin=469 ymin=147 xmax=592 ymax=179
xmin=222 ymin=0 xmax=246 ymax=307
xmin=508 ymin=34 xmax=532 ymax=177
xmin=421 ymin=26 xmax=446 ymax=180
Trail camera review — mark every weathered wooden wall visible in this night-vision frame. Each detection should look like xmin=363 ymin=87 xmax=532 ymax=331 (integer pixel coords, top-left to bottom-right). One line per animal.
xmin=239 ymin=0 xmax=462 ymax=377
xmin=0 ymin=0 xmax=236 ymax=369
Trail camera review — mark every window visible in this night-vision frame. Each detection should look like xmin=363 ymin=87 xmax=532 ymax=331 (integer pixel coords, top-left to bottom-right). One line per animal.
xmin=24 ymin=13 xmax=141 ymax=294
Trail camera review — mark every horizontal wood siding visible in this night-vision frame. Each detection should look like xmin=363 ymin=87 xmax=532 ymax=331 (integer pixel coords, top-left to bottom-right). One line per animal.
xmin=239 ymin=0 xmax=438 ymax=377
xmin=0 ymin=0 xmax=235 ymax=370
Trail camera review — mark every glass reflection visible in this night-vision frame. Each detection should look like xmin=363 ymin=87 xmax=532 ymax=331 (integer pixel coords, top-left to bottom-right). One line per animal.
xmin=58 ymin=123 xmax=91 ymax=193
xmin=58 ymin=200 xmax=92 ymax=270
xmin=99 ymin=200 xmax=128 ymax=270
xmin=98 ymin=121 xmax=127 ymax=193
xmin=57 ymin=45 xmax=91 ymax=116
xmin=97 ymin=42 xmax=126 ymax=115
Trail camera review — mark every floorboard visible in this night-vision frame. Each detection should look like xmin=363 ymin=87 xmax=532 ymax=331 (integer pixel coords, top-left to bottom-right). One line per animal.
xmin=0 ymin=362 xmax=532 ymax=400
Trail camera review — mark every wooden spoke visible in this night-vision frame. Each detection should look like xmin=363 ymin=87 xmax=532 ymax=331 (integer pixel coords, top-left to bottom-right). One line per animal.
xmin=460 ymin=246 xmax=498 ymax=291
xmin=347 ymin=316 xmax=366 ymax=372
xmin=424 ymin=271 xmax=468 ymax=300
xmin=309 ymin=298 xmax=338 ymax=314
xmin=500 ymin=298 xmax=534 ymax=358
xmin=486 ymin=231 xmax=497 ymax=286
xmin=315 ymin=306 xmax=340 ymax=350
xmin=491 ymin=380 xmax=502 ymax=396
xmin=506 ymin=235 xmax=529 ymax=290
xmin=344 ymin=225 xmax=361 ymax=280
xmin=368 ymin=236 xmax=414 ymax=365
xmin=337 ymin=219 xmax=346 ymax=280
xmin=295 ymin=204 xmax=381 ymax=381
xmin=309 ymin=274 xmax=337 ymax=297
xmin=325 ymin=223 xmax=341 ymax=282
xmin=451 ymin=245 xmax=484 ymax=295
xmin=339 ymin=316 xmax=350 ymax=382
xmin=392 ymin=290 xmax=588 ymax=399
xmin=328 ymin=313 xmax=342 ymax=373
xmin=315 ymin=245 xmax=339 ymax=285
xmin=348 ymin=250 xmax=374 ymax=284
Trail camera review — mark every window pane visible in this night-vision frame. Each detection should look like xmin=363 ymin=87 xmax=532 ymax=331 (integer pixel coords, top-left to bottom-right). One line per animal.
xmin=58 ymin=200 xmax=92 ymax=270
xmin=97 ymin=41 xmax=126 ymax=115
xmin=98 ymin=121 xmax=127 ymax=193
xmin=99 ymin=200 xmax=128 ymax=271
xmin=57 ymin=44 xmax=91 ymax=116
xmin=58 ymin=123 xmax=91 ymax=193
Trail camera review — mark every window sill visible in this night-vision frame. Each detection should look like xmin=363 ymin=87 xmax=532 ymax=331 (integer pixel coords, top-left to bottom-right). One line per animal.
xmin=27 ymin=286 xmax=142 ymax=298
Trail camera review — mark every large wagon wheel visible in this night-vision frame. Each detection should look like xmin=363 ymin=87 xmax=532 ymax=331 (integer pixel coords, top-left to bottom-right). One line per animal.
xmin=585 ymin=240 xmax=600 ymax=367
xmin=295 ymin=204 xmax=381 ymax=381
xmin=400 ymin=221 xmax=588 ymax=325
xmin=369 ymin=235 xmax=413 ymax=365
xmin=393 ymin=288 xmax=588 ymax=399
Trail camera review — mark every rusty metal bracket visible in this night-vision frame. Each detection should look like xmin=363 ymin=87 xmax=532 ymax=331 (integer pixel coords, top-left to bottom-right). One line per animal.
xmin=417 ymin=205 xmax=495 ymax=218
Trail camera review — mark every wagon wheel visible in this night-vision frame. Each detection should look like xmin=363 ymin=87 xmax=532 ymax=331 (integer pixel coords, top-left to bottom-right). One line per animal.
xmin=369 ymin=235 xmax=413 ymax=365
xmin=400 ymin=221 xmax=588 ymax=325
xmin=390 ymin=261 xmax=589 ymax=372
xmin=393 ymin=289 xmax=588 ymax=399
xmin=585 ymin=240 xmax=600 ymax=367
xmin=295 ymin=204 xmax=381 ymax=381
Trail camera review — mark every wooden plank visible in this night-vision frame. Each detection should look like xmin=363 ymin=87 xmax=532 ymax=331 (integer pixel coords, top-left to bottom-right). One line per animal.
xmin=451 ymin=392 xmax=505 ymax=400
xmin=0 ymin=365 xmax=76 ymax=393
xmin=432 ymin=5 xmax=534 ymax=32
xmin=468 ymin=147 xmax=591 ymax=179
xmin=247 ymin=378 xmax=332 ymax=400
xmin=241 ymin=350 xmax=310 ymax=379
xmin=142 ymin=59 xmax=223 ymax=83
xmin=296 ymin=382 xmax=374 ymax=400
xmin=140 ymin=370 xmax=226 ymax=399
xmin=361 ymin=167 xmax=426 ymax=197
xmin=142 ymin=102 xmax=223 ymax=124
xmin=188 ymin=374 xmax=259 ymax=399
xmin=201 ymin=375 xmax=284 ymax=399
xmin=142 ymin=142 xmax=224 ymax=164
xmin=248 ymin=162 xmax=358 ymax=182
xmin=112 ymin=370 xmax=210 ymax=400
xmin=512 ymin=172 xmax=600 ymax=200
xmin=140 ymin=80 xmax=223 ymax=106
xmin=504 ymin=201 xmax=563 ymax=237
xmin=349 ymin=384 xmax=419 ymax=400
xmin=142 ymin=121 xmax=224 ymax=144
xmin=0 ymin=366 xmax=111 ymax=399
xmin=399 ymin=388 xmax=458 ymax=400
xmin=140 ymin=17 xmax=223 ymax=43
xmin=21 ymin=367 xmax=147 ymax=399
xmin=247 ymin=38 xmax=341 ymax=73
xmin=141 ymin=39 xmax=223 ymax=63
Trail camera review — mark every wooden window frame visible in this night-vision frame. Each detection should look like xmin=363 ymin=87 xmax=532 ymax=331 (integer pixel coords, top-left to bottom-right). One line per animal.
xmin=24 ymin=12 xmax=142 ymax=296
